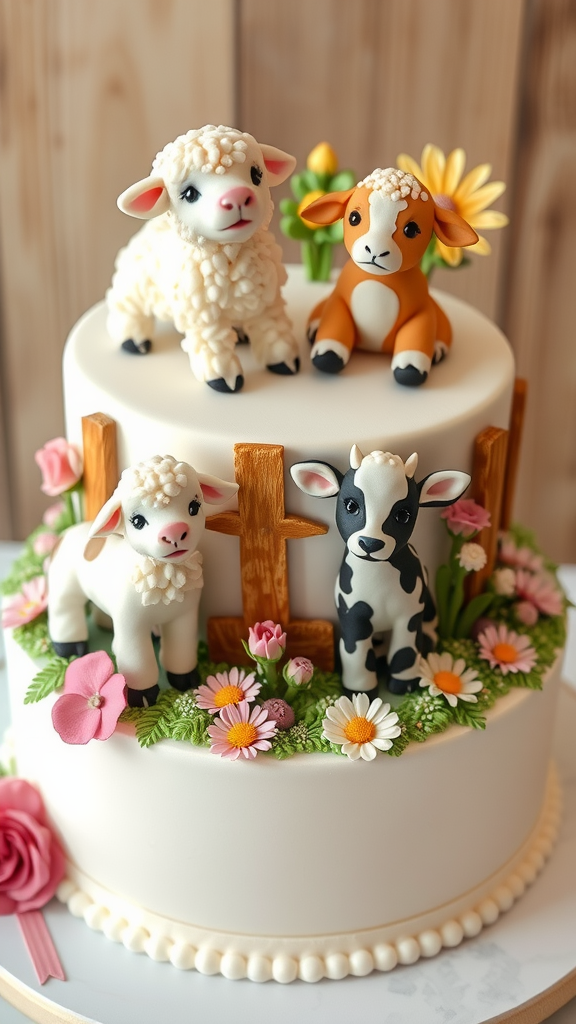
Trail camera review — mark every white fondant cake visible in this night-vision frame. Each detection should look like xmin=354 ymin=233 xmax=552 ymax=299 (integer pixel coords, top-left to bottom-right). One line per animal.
xmin=2 ymin=266 xmax=565 ymax=984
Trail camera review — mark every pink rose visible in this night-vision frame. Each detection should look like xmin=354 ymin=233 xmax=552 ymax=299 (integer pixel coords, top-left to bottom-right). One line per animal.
xmin=283 ymin=656 xmax=314 ymax=687
xmin=441 ymin=499 xmax=491 ymax=538
xmin=247 ymin=620 xmax=287 ymax=662
xmin=0 ymin=778 xmax=66 ymax=915
xmin=35 ymin=438 xmax=82 ymax=497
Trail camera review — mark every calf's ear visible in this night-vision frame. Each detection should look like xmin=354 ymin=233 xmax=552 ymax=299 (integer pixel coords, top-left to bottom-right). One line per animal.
xmin=290 ymin=461 xmax=342 ymax=498
xmin=89 ymin=493 xmax=124 ymax=538
xmin=433 ymin=205 xmax=478 ymax=248
xmin=117 ymin=175 xmax=170 ymax=220
xmin=300 ymin=189 xmax=356 ymax=226
xmin=418 ymin=470 xmax=470 ymax=507
xmin=260 ymin=145 xmax=297 ymax=186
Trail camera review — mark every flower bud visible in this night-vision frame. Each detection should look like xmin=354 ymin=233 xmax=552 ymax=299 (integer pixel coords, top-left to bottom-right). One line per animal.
xmin=306 ymin=142 xmax=338 ymax=176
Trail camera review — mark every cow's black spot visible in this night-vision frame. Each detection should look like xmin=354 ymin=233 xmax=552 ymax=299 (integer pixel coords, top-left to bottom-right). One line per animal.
xmin=389 ymin=543 xmax=421 ymax=594
xmin=389 ymin=646 xmax=417 ymax=675
xmin=381 ymin=479 xmax=419 ymax=551
xmin=335 ymin=470 xmax=366 ymax=542
xmin=337 ymin=595 xmax=374 ymax=653
xmin=339 ymin=558 xmax=353 ymax=595
xmin=422 ymin=580 xmax=436 ymax=623
xmin=365 ymin=647 xmax=377 ymax=673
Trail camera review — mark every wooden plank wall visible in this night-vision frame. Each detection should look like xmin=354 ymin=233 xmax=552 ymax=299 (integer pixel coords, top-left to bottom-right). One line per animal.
xmin=1 ymin=0 xmax=575 ymax=561
xmin=0 ymin=0 xmax=235 ymax=538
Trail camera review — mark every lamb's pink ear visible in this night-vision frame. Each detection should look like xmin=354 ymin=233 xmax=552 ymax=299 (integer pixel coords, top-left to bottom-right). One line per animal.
xmin=433 ymin=205 xmax=478 ymax=248
xmin=198 ymin=474 xmax=239 ymax=506
xmin=89 ymin=494 xmax=124 ymax=538
xmin=419 ymin=471 xmax=470 ymax=507
xmin=260 ymin=145 xmax=297 ymax=186
xmin=300 ymin=189 xmax=356 ymax=226
xmin=290 ymin=461 xmax=342 ymax=498
xmin=117 ymin=176 xmax=170 ymax=220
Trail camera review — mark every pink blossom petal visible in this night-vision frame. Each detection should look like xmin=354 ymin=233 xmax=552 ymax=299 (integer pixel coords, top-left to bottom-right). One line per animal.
xmin=0 ymin=780 xmax=47 ymax=824
xmin=63 ymin=650 xmax=115 ymax=699
xmin=52 ymin=693 xmax=101 ymax=744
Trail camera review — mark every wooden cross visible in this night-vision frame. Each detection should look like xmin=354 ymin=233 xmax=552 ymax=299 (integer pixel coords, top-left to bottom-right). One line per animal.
xmin=82 ymin=413 xmax=118 ymax=520
xmin=206 ymin=443 xmax=335 ymax=670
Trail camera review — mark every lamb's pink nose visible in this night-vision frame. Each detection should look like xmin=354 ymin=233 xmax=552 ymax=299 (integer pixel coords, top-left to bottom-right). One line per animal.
xmin=159 ymin=522 xmax=189 ymax=547
xmin=219 ymin=187 xmax=255 ymax=212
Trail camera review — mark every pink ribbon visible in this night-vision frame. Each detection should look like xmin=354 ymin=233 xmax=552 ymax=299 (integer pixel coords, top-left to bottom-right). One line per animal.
xmin=16 ymin=910 xmax=66 ymax=984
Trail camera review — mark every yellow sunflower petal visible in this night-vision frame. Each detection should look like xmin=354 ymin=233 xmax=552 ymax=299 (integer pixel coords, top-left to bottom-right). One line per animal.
xmin=421 ymin=144 xmax=446 ymax=195
xmin=397 ymin=153 xmax=424 ymax=180
xmin=468 ymin=235 xmax=492 ymax=255
xmin=469 ymin=210 xmax=509 ymax=230
xmin=443 ymin=148 xmax=466 ymax=196
xmin=454 ymin=163 xmax=492 ymax=202
xmin=436 ymin=239 xmax=463 ymax=266
xmin=462 ymin=180 xmax=506 ymax=217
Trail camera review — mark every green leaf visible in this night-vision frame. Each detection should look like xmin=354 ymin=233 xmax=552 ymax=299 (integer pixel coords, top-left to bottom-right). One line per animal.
xmin=455 ymin=592 xmax=494 ymax=639
xmin=279 ymin=198 xmax=298 ymax=216
xmin=290 ymin=173 xmax=308 ymax=202
xmin=25 ymin=657 xmax=68 ymax=703
xmin=452 ymin=700 xmax=486 ymax=730
xmin=280 ymin=216 xmax=313 ymax=241
xmin=435 ymin=563 xmax=452 ymax=638
xmin=13 ymin=614 xmax=51 ymax=658
xmin=328 ymin=170 xmax=356 ymax=192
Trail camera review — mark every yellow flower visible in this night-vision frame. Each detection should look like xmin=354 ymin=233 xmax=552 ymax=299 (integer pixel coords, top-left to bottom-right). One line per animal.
xmin=307 ymin=142 xmax=338 ymax=177
xmin=397 ymin=144 xmax=508 ymax=267
xmin=297 ymin=189 xmax=326 ymax=229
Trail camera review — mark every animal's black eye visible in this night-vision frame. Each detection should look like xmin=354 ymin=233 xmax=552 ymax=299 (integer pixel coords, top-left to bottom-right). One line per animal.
xmin=180 ymin=185 xmax=200 ymax=204
xmin=349 ymin=210 xmax=361 ymax=226
xmin=130 ymin=513 xmax=148 ymax=531
xmin=344 ymin=497 xmax=360 ymax=515
xmin=403 ymin=221 xmax=421 ymax=238
xmin=250 ymin=165 xmax=263 ymax=186
xmin=394 ymin=507 xmax=411 ymax=524
xmin=189 ymin=499 xmax=201 ymax=517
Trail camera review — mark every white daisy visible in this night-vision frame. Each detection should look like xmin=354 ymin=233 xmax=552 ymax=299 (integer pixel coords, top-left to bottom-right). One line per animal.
xmin=418 ymin=652 xmax=482 ymax=708
xmin=322 ymin=693 xmax=401 ymax=761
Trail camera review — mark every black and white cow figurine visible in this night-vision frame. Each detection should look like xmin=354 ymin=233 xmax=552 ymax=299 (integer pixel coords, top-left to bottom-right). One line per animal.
xmin=290 ymin=446 xmax=470 ymax=696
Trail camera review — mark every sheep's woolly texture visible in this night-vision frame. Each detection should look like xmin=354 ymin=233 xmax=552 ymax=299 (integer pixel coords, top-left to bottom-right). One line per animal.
xmin=120 ymin=456 xmax=189 ymax=510
xmin=131 ymin=550 xmax=203 ymax=606
xmin=357 ymin=167 xmax=428 ymax=204
xmin=152 ymin=125 xmax=250 ymax=180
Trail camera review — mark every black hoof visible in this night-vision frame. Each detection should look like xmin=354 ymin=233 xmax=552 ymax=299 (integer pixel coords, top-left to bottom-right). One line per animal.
xmin=121 ymin=339 xmax=152 ymax=356
xmin=312 ymin=350 xmax=345 ymax=374
xmin=393 ymin=365 xmax=428 ymax=387
xmin=234 ymin=327 xmax=250 ymax=345
xmin=167 ymin=667 xmax=200 ymax=693
xmin=52 ymin=640 xmax=88 ymax=659
xmin=127 ymin=684 xmax=160 ymax=708
xmin=342 ymin=685 xmax=379 ymax=703
xmin=207 ymin=375 xmax=244 ymax=394
xmin=266 ymin=358 xmax=300 ymax=376
xmin=388 ymin=676 xmax=419 ymax=695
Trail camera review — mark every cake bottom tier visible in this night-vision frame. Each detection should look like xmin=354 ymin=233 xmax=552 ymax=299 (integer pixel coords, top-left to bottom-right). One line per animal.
xmin=6 ymin=632 xmax=563 ymax=983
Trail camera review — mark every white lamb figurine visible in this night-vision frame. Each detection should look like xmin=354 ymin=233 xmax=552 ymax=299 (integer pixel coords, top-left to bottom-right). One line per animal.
xmin=48 ymin=455 xmax=238 ymax=707
xmin=107 ymin=124 xmax=299 ymax=393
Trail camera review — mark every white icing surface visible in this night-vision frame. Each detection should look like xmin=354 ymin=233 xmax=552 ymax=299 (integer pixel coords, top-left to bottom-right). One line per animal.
xmin=6 ymin=629 xmax=563 ymax=981
xmin=62 ymin=266 xmax=514 ymax=627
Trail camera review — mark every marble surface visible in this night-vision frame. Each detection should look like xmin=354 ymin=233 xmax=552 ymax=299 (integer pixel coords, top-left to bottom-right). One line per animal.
xmin=1 ymin=543 xmax=576 ymax=1024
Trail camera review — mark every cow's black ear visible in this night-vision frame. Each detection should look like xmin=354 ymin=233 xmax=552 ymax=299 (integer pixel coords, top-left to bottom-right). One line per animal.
xmin=418 ymin=470 xmax=470 ymax=507
xmin=290 ymin=460 xmax=343 ymax=498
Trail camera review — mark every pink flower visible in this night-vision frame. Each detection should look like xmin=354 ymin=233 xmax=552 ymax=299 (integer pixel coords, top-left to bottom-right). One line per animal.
xmin=51 ymin=651 xmax=126 ymax=744
xmin=247 ymin=620 xmax=287 ymax=662
xmin=261 ymin=698 xmax=295 ymax=730
xmin=499 ymin=535 xmax=544 ymax=573
xmin=194 ymin=667 xmax=260 ymax=714
xmin=42 ymin=502 xmax=65 ymax=527
xmin=514 ymin=601 xmax=539 ymax=626
xmin=0 ymin=778 xmax=66 ymax=915
xmin=35 ymin=438 xmax=82 ymax=497
xmin=441 ymin=499 xmax=491 ymax=537
xmin=2 ymin=577 xmax=48 ymax=629
xmin=283 ymin=656 xmax=314 ymax=688
xmin=514 ymin=570 xmax=563 ymax=618
xmin=208 ymin=702 xmax=277 ymax=760
xmin=32 ymin=532 xmax=59 ymax=557
xmin=477 ymin=623 xmax=537 ymax=675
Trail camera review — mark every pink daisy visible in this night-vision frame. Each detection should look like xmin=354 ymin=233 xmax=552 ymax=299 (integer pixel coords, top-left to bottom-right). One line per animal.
xmin=514 ymin=570 xmax=563 ymax=618
xmin=51 ymin=651 xmax=127 ymax=744
xmin=2 ymin=577 xmax=48 ymax=629
xmin=208 ymin=702 xmax=277 ymax=760
xmin=499 ymin=535 xmax=544 ymax=573
xmin=477 ymin=624 xmax=537 ymax=676
xmin=32 ymin=531 xmax=59 ymax=557
xmin=195 ymin=667 xmax=260 ymax=714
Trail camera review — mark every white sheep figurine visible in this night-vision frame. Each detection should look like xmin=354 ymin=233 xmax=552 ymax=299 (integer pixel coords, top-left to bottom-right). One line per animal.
xmin=107 ymin=124 xmax=299 ymax=393
xmin=48 ymin=455 xmax=238 ymax=707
